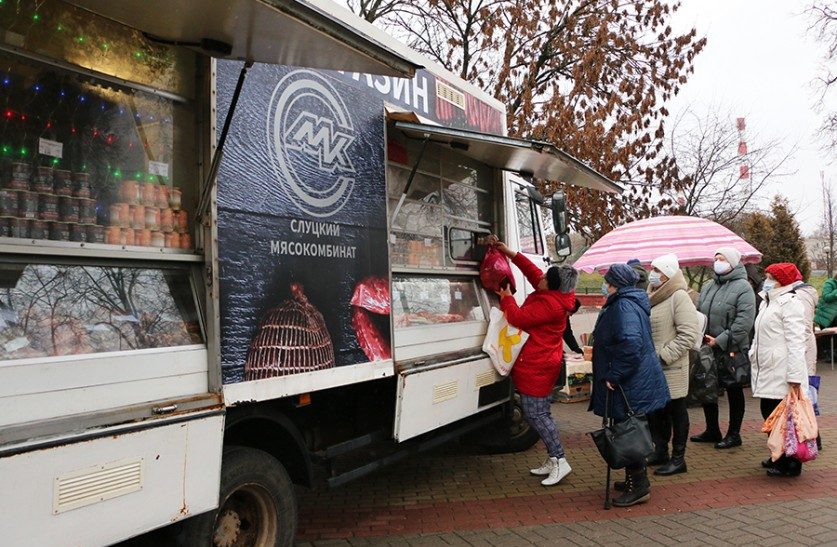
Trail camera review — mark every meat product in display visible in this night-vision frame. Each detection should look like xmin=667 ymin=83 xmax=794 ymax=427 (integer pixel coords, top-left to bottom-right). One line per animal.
xmin=245 ymin=283 xmax=335 ymax=380
xmin=351 ymin=276 xmax=391 ymax=362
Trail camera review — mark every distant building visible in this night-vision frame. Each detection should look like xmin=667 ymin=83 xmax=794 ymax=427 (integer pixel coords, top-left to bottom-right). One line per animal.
xmin=807 ymin=235 xmax=831 ymax=274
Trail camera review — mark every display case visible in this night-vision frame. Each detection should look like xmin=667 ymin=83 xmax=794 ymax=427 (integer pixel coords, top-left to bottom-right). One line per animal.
xmin=387 ymin=128 xmax=495 ymax=270
xmin=0 ymin=0 xmax=198 ymax=253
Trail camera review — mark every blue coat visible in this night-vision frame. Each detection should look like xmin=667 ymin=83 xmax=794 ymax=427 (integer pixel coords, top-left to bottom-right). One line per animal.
xmin=590 ymin=287 xmax=670 ymax=421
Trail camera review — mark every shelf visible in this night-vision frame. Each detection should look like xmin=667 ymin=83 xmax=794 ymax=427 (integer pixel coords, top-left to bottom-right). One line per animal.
xmin=0 ymin=237 xmax=203 ymax=262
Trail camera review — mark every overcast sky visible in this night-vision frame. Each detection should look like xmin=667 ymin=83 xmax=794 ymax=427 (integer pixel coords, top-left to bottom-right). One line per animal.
xmin=670 ymin=0 xmax=836 ymax=235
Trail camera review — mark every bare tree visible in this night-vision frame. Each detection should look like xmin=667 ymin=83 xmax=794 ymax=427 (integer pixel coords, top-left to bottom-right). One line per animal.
xmin=664 ymin=108 xmax=795 ymax=227
xmin=817 ymin=172 xmax=836 ymax=275
xmin=808 ymin=1 xmax=837 ymax=148
xmin=345 ymin=0 xmax=411 ymax=23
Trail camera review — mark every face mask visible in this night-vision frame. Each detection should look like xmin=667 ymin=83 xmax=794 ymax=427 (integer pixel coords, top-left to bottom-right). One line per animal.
xmin=762 ymin=280 xmax=776 ymax=293
xmin=714 ymin=261 xmax=731 ymax=275
xmin=648 ymin=272 xmax=662 ymax=288
xmin=601 ymin=282 xmax=609 ymax=296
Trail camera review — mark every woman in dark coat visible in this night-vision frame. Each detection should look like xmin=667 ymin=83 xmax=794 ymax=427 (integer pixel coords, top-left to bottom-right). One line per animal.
xmin=590 ymin=263 xmax=670 ymax=507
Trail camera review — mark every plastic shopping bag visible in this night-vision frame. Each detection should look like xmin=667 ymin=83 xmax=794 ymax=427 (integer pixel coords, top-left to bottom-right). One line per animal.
xmin=482 ymin=307 xmax=529 ymax=376
xmin=479 ymin=247 xmax=516 ymax=294
xmin=766 ymin=400 xmax=788 ymax=462
xmin=790 ymin=384 xmax=818 ymax=442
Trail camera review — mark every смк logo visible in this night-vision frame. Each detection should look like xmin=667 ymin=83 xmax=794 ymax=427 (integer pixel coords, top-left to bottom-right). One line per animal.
xmin=267 ymin=70 xmax=356 ymax=218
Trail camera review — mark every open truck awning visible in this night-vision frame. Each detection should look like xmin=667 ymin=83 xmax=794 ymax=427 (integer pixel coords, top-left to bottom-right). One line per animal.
xmin=394 ymin=122 xmax=621 ymax=193
xmin=69 ymin=0 xmax=420 ymax=77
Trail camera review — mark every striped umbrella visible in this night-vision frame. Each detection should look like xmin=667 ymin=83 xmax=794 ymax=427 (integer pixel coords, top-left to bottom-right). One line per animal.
xmin=572 ymin=216 xmax=762 ymax=273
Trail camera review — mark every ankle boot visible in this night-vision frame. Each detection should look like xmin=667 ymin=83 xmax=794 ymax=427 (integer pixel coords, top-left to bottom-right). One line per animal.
xmin=541 ymin=457 xmax=572 ymax=486
xmin=612 ymin=467 xmax=651 ymax=507
xmin=646 ymin=447 xmax=669 ymax=466
xmin=613 ymin=469 xmax=629 ymax=491
xmin=655 ymin=445 xmax=687 ymax=476
xmin=690 ymin=429 xmax=722 ymax=443
xmin=714 ymin=433 xmax=742 ymax=449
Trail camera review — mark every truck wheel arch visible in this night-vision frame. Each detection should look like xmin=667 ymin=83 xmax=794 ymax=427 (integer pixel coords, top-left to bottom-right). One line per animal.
xmin=224 ymin=405 xmax=312 ymax=488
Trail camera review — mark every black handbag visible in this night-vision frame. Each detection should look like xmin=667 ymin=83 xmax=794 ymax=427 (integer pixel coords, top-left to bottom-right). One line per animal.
xmin=717 ymin=350 xmax=750 ymax=388
xmin=686 ymin=345 xmax=719 ymax=406
xmin=589 ymin=385 xmax=655 ymax=470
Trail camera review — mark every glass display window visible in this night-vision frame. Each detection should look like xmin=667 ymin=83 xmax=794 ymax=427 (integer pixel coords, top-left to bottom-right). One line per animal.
xmin=0 ymin=261 xmax=203 ymax=360
xmin=391 ymin=275 xmax=485 ymax=328
xmin=387 ymin=128 xmax=495 ymax=270
xmin=0 ymin=0 xmax=198 ymax=252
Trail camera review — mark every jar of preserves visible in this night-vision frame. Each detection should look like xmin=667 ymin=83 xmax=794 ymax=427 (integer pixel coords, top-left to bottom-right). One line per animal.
xmin=169 ymin=186 xmax=182 ymax=210
xmin=176 ymin=209 xmax=189 ymax=233
xmin=165 ymin=231 xmax=181 ymax=248
xmin=79 ymin=198 xmax=97 ymax=224
xmin=73 ymin=172 xmax=91 ymax=198
xmin=27 ymin=219 xmax=46 ymax=239
xmin=49 ymin=221 xmax=70 ymax=241
xmin=53 ymin=170 xmax=73 ymax=196
xmin=59 ymin=196 xmax=80 ymax=223
xmin=120 ymin=180 xmax=141 ymax=205
xmin=136 ymin=228 xmax=152 ymax=247
xmin=37 ymin=193 xmax=59 ymax=221
xmin=156 ymin=185 xmax=170 ymax=209
xmin=160 ymin=208 xmax=174 ymax=232
xmin=151 ymin=231 xmax=165 ymax=247
xmin=0 ymin=189 xmax=18 ymax=216
xmin=69 ymin=223 xmax=86 ymax=242
xmin=86 ymin=224 xmax=105 ymax=243
xmin=144 ymin=206 xmax=160 ymax=230
xmin=122 ymin=227 xmax=135 ymax=246
xmin=180 ymin=233 xmax=192 ymax=249
xmin=19 ymin=191 xmax=39 ymax=219
xmin=130 ymin=204 xmax=146 ymax=229
xmin=105 ymin=225 xmax=122 ymax=245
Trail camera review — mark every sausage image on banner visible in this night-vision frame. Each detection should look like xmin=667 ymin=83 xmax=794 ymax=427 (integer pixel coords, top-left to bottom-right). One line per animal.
xmin=351 ymin=276 xmax=391 ymax=362
xmin=245 ymin=283 xmax=335 ymax=379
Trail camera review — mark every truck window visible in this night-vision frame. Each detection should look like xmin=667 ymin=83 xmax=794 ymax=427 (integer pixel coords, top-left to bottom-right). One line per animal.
xmin=387 ymin=131 xmax=494 ymax=270
xmin=392 ymin=275 xmax=485 ymax=327
xmin=0 ymin=3 xmax=198 ymax=251
xmin=0 ymin=262 xmax=202 ymax=360
xmin=515 ymin=191 xmax=543 ymax=255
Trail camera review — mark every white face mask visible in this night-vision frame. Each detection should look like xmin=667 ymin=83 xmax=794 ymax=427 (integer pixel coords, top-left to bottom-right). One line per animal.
xmin=648 ymin=271 xmax=663 ymax=288
xmin=762 ymin=280 xmax=776 ymax=293
xmin=714 ymin=260 xmax=732 ymax=275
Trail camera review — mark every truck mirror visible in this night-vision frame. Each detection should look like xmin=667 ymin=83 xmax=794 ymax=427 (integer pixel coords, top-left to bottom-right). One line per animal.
xmin=550 ymin=190 xmax=568 ymax=235
xmin=554 ymin=234 xmax=572 ymax=259
xmin=526 ymin=186 xmax=545 ymax=205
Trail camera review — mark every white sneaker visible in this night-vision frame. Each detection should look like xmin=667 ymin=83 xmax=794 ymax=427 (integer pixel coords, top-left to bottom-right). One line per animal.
xmin=530 ymin=457 xmax=556 ymax=476
xmin=541 ymin=457 xmax=572 ymax=486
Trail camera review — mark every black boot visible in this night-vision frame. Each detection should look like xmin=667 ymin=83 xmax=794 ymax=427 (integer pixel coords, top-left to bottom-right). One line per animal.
xmin=690 ymin=430 xmax=722 ymax=443
xmin=612 ymin=467 xmax=651 ymax=507
xmin=655 ymin=445 xmax=687 ymax=476
xmin=646 ymin=447 xmax=669 ymax=466
xmin=613 ymin=469 xmax=629 ymax=492
xmin=714 ymin=433 xmax=742 ymax=449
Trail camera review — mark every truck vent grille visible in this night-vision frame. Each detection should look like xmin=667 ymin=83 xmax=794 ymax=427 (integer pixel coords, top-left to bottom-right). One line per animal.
xmin=54 ymin=458 xmax=143 ymax=514
xmin=475 ymin=370 xmax=498 ymax=389
xmin=436 ymin=81 xmax=465 ymax=109
xmin=432 ymin=380 xmax=459 ymax=404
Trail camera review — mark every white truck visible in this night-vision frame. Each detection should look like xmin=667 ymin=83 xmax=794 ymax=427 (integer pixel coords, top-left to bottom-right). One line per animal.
xmin=0 ymin=1 xmax=619 ymax=545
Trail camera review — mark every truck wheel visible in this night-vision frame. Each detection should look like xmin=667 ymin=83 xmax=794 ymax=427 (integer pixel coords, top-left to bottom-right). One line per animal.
xmin=476 ymin=392 xmax=540 ymax=454
xmin=178 ymin=445 xmax=296 ymax=547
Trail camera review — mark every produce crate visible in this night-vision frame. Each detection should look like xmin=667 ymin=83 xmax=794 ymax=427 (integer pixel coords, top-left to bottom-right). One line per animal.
xmin=556 ymin=382 xmax=591 ymax=403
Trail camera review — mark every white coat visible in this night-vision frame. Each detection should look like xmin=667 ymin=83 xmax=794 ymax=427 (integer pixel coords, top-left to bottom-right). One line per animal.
xmin=749 ymin=284 xmax=809 ymax=400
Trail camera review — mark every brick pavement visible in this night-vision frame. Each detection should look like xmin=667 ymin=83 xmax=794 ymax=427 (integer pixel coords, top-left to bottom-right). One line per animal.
xmin=296 ymin=365 xmax=837 ymax=546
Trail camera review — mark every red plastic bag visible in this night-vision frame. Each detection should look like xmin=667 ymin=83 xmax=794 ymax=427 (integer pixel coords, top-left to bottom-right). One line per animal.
xmin=480 ymin=247 xmax=516 ymax=294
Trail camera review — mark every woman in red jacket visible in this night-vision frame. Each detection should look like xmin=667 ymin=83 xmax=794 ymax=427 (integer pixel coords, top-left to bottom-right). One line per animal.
xmin=486 ymin=235 xmax=578 ymax=486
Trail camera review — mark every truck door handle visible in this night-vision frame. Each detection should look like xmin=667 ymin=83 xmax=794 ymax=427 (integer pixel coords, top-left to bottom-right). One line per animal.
xmin=152 ymin=404 xmax=178 ymax=415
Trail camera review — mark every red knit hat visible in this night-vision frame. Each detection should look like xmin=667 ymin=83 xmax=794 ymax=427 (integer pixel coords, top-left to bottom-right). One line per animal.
xmin=764 ymin=263 xmax=802 ymax=287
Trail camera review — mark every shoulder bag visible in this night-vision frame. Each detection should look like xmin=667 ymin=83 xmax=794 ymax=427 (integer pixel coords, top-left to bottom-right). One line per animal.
xmin=589 ymin=385 xmax=655 ymax=469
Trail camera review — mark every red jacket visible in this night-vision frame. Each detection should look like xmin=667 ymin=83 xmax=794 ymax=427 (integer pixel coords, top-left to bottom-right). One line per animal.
xmin=500 ymin=254 xmax=575 ymax=397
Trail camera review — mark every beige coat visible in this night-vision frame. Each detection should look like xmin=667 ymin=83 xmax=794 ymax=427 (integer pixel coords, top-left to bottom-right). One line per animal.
xmin=648 ymin=271 xmax=701 ymax=399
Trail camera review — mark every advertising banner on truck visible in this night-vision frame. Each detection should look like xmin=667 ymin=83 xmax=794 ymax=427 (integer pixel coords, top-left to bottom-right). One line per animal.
xmin=217 ymin=62 xmax=392 ymax=384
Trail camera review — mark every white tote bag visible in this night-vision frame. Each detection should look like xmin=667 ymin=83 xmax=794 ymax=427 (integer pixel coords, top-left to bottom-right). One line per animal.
xmin=482 ymin=307 xmax=529 ymax=376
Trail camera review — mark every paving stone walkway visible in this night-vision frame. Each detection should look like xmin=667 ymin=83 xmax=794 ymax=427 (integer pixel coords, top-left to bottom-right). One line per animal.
xmin=296 ymin=365 xmax=837 ymax=546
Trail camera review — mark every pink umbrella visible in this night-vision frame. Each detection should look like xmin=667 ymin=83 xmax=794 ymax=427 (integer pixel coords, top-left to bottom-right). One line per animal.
xmin=573 ymin=216 xmax=762 ymax=273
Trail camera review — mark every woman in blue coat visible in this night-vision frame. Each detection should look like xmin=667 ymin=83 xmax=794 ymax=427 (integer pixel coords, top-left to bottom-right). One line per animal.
xmin=590 ymin=263 xmax=670 ymax=507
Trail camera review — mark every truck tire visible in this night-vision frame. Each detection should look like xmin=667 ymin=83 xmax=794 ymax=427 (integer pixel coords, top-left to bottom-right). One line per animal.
xmin=476 ymin=392 xmax=540 ymax=454
xmin=177 ymin=445 xmax=297 ymax=547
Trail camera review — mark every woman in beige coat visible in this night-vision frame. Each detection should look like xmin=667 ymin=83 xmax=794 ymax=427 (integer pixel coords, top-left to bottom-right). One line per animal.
xmin=646 ymin=254 xmax=700 ymax=476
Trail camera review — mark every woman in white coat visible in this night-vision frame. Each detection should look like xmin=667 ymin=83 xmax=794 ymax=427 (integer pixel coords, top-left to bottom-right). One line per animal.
xmin=750 ymin=263 xmax=809 ymax=477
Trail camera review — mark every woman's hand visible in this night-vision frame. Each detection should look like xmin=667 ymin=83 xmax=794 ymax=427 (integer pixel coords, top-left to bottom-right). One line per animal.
xmin=495 ymin=286 xmax=513 ymax=299
xmin=484 ymin=234 xmax=515 ymax=258
xmin=606 ymin=381 xmax=616 ymax=391
xmin=704 ymin=335 xmax=717 ymax=348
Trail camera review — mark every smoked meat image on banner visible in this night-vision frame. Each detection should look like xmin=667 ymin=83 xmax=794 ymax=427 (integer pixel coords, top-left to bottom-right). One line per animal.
xmin=351 ymin=276 xmax=391 ymax=362
xmin=245 ymin=283 xmax=335 ymax=379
